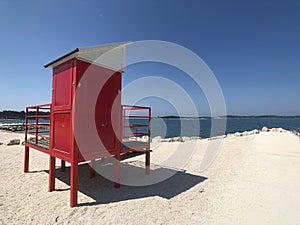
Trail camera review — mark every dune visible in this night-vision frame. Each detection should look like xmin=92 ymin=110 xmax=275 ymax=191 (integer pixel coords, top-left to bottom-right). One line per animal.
xmin=1 ymin=130 xmax=300 ymax=224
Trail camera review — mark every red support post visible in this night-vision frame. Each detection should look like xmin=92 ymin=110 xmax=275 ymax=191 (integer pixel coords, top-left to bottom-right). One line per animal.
xmin=24 ymin=146 xmax=29 ymax=173
xmin=101 ymin=157 xmax=107 ymax=164
xmin=89 ymin=160 xmax=96 ymax=178
xmin=146 ymin=150 xmax=150 ymax=175
xmin=60 ymin=160 xmax=65 ymax=172
xmin=49 ymin=156 xmax=56 ymax=192
xmin=114 ymin=154 xmax=120 ymax=188
xmin=25 ymin=107 xmax=28 ymax=142
xmin=146 ymin=107 xmax=151 ymax=175
xmin=70 ymin=162 xmax=78 ymax=207
xmin=35 ymin=106 xmax=39 ymax=144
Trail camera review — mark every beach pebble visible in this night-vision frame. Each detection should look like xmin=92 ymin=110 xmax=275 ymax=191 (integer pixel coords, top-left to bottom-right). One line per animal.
xmin=161 ymin=137 xmax=187 ymax=142
xmin=273 ymin=127 xmax=285 ymax=132
xmin=7 ymin=139 xmax=20 ymax=146
xmin=141 ymin=136 xmax=149 ymax=142
xmin=172 ymin=137 xmax=182 ymax=142
xmin=190 ymin=136 xmax=202 ymax=140
xmin=242 ymin=131 xmax=250 ymax=136
xmin=270 ymin=128 xmax=277 ymax=132
xmin=128 ymin=137 xmax=136 ymax=141
xmin=152 ymin=136 xmax=162 ymax=143
xmin=252 ymin=129 xmax=260 ymax=134
xmin=128 ymin=137 xmax=141 ymax=141
xmin=0 ymin=142 xmax=3 ymax=145
xmin=234 ymin=132 xmax=243 ymax=137
xmin=181 ymin=136 xmax=191 ymax=142
xmin=276 ymin=128 xmax=285 ymax=133
xmin=208 ymin=135 xmax=226 ymax=140
xmin=261 ymin=126 xmax=269 ymax=132
xmin=161 ymin=138 xmax=172 ymax=142
xmin=29 ymin=137 xmax=36 ymax=142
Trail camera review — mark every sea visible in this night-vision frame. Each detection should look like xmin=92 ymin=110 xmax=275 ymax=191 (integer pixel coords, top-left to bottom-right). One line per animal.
xmin=1 ymin=117 xmax=300 ymax=139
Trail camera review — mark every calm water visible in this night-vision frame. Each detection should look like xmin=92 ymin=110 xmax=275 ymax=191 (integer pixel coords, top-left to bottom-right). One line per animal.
xmin=150 ymin=117 xmax=300 ymax=138
xmin=2 ymin=118 xmax=300 ymax=139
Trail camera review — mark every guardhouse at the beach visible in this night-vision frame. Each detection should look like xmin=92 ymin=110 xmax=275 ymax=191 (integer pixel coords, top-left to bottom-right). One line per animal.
xmin=24 ymin=42 xmax=151 ymax=207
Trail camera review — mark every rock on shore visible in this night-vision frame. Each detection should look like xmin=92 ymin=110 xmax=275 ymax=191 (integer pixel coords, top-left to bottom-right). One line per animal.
xmin=0 ymin=123 xmax=26 ymax=132
xmin=151 ymin=127 xmax=290 ymax=143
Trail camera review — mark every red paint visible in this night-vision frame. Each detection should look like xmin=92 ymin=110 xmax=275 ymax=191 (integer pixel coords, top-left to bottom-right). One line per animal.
xmin=89 ymin=160 xmax=96 ymax=178
xmin=49 ymin=156 xmax=56 ymax=192
xmin=53 ymin=113 xmax=72 ymax=153
xmin=24 ymin=146 xmax=29 ymax=173
xmin=114 ymin=154 xmax=120 ymax=188
xmin=24 ymin=47 xmax=151 ymax=207
xmin=60 ymin=160 xmax=66 ymax=172
xmin=70 ymin=162 xmax=78 ymax=207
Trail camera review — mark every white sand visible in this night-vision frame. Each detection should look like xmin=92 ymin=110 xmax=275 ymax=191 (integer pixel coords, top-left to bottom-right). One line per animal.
xmin=1 ymin=130 xmax=300 ymax=224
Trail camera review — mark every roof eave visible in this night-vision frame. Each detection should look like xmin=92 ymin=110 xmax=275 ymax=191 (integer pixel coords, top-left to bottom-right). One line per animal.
xmin=44 ymin=48 xmax=79 ymax=68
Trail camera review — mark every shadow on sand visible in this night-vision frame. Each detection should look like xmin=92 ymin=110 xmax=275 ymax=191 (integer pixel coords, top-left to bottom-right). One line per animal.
xmin=43 ymin=153 xmax=207 ymax=206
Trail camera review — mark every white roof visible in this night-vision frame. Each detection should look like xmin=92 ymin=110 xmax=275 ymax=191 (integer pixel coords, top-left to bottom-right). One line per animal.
xmin=44 ymin=41 xmax=131 ymax=72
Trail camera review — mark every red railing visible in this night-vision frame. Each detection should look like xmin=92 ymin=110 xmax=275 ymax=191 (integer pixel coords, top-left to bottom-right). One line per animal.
xmin=24 ymin=104 xmax=150 ymax=147
xmin=25 ymin=104 xmax=51 ymax=146
xmin=122 ymin=105 xmax=151 ymax=143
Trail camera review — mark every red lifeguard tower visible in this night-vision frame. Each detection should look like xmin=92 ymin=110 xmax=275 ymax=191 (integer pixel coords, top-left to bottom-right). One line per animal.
xmin=24 ymin=42 xmax=151 ymax=207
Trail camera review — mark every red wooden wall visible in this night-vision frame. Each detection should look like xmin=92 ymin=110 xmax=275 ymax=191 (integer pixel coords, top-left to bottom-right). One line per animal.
xmin=50 ymin=58 xmax=122 ymax=163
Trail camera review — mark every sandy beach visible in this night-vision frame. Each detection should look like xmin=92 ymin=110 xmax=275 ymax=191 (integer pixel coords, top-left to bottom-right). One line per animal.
xmin=1 ymin=130 xmax=300 ymax=224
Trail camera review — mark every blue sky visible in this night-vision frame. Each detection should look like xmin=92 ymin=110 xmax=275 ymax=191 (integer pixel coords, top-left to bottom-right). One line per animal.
xmin=0 ymin=0 xmax=299 ymax=116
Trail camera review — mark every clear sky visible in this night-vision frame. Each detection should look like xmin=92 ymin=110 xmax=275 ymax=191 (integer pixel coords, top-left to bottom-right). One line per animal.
xmin=0 ymin=0 xmax=299 ymax=116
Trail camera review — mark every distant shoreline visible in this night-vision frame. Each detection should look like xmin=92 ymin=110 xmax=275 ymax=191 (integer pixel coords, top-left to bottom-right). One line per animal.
xmin=157 ymin=115 xmax=300 ymax=119
xmin=2 ymin=114 xmax=300 ymax=120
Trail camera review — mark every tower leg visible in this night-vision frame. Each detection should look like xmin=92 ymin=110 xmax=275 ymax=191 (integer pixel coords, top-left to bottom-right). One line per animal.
xmin=89 ymin=159 xmax=96 ymax=178
xmin=114 ymin=154 xmax=120 ymax=188
xmin=49 ymin=156 xmax=56 ymax=192
xmin=70 ymin=162 xmax=78 ymax=207
xmin=24 ymin=146 xmax=29 ymax=173
xmin=60 ymin=160 xmax=65 ymax=172
xmin=146 ymin=150 xmax=150 ymax=175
